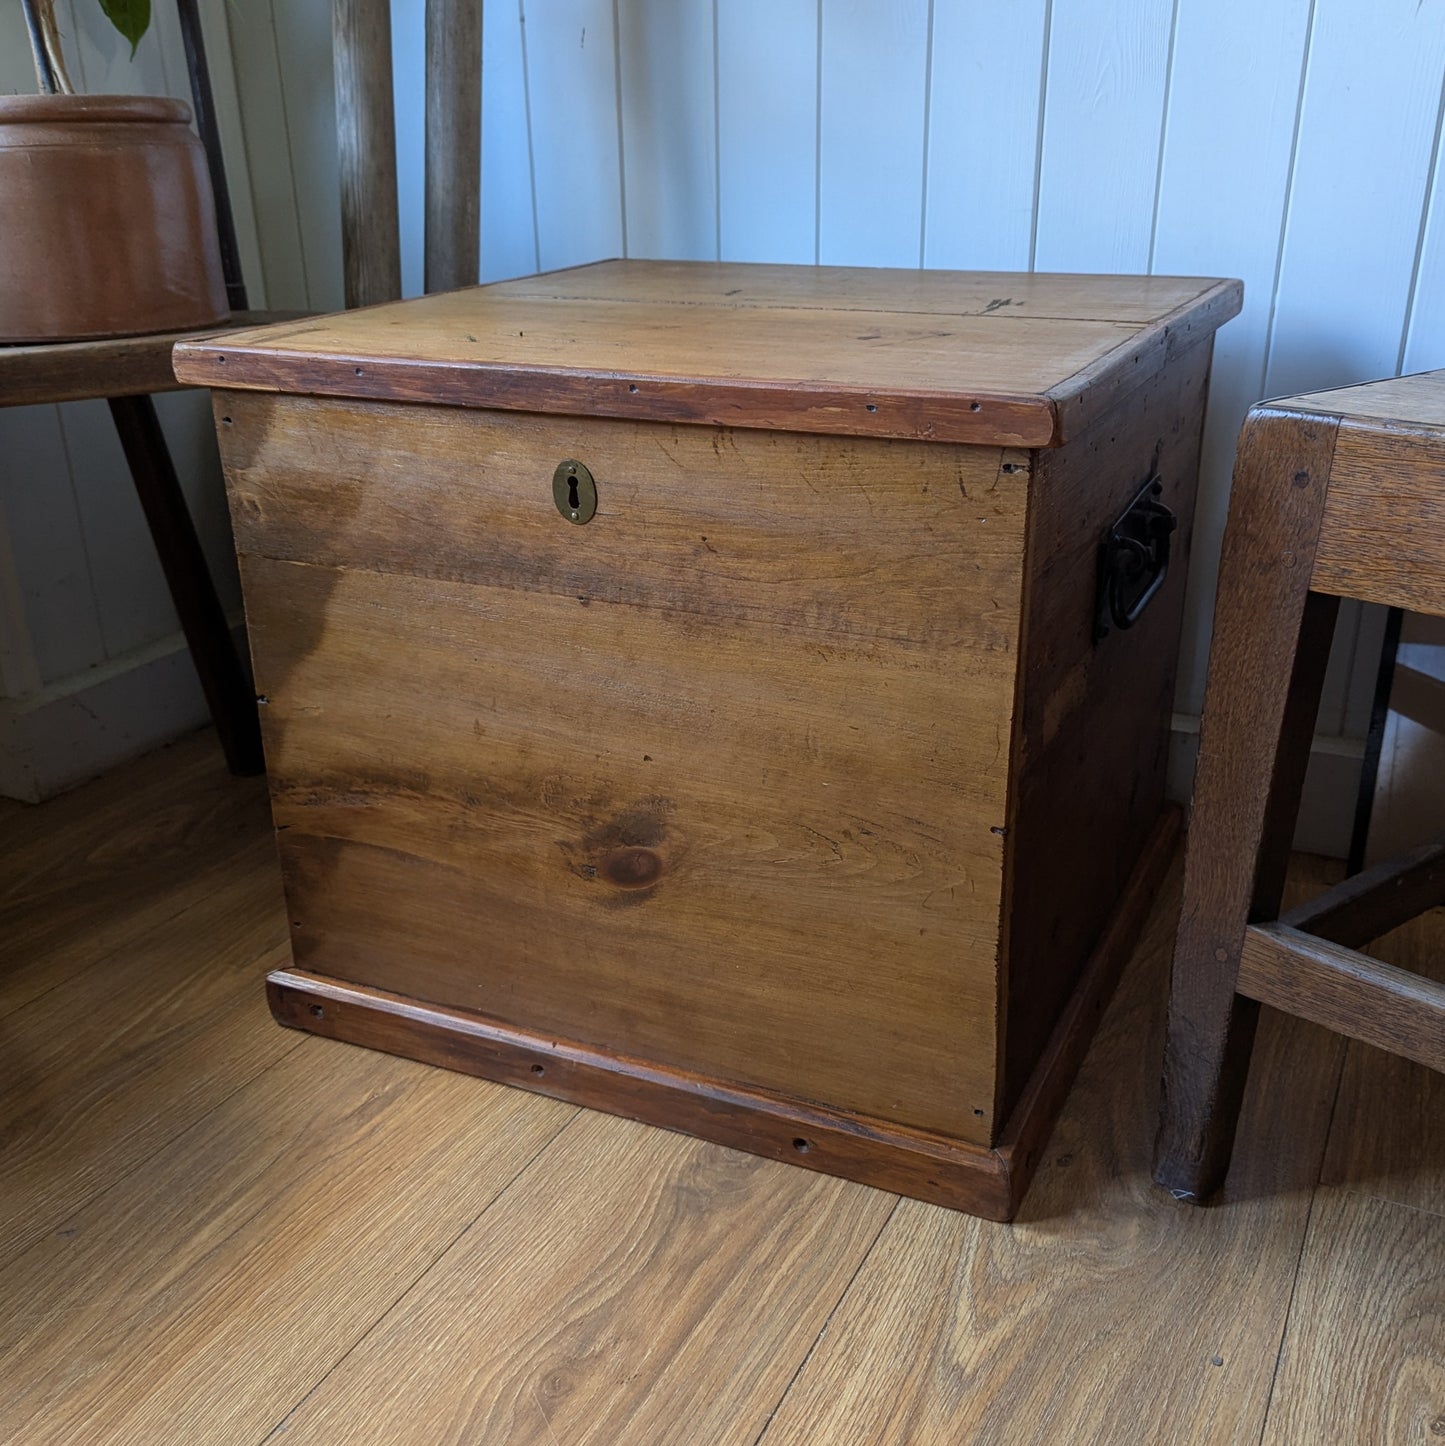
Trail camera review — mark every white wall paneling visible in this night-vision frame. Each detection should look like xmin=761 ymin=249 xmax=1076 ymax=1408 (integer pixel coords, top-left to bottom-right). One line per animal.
xmin=13 ymin=0 xmax=1445 ymax=838
xmin=617 ymin=0 xmax=717 ymax=261
xmin=0 ymin=0 xmax=260 ymax=794
xmin=480 ymin=0 xmax=538 ymax=280
xmin=818 ymin=0 xmax=930 ymax=267
xmin=716 ymin=0 xmax=817 ymax=264
xmin=522 ymin=0 xmax=624 ymax=270
xmin=1151 ymin=0 xmax=1314 ymax=716
xmin=1032 ymin=0 xmax=1175 ymax=274
xmin=923 ymin=0 xmax=1047 ymax=272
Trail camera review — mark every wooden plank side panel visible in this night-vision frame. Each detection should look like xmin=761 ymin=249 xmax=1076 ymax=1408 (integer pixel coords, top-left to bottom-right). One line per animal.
xmin=244 ymin=554 xmax=1013 ymax=1141
xmin=1000 ymin=336 xmax=1212 ymax=1114
xmin=218 ymin=393 xmax=1022 ymax=647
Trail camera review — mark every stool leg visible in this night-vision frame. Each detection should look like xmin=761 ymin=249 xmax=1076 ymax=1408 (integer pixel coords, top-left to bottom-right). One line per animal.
xmin=1155 ymin=411 xmax=1339 ymax=1201
xmin=107 ymin=395 xmax=264 ymax=777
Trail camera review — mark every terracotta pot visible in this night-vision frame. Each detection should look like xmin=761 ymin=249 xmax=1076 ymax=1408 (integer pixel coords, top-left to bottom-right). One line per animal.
xmin=0 ymin=94 xmax=228 ymax=343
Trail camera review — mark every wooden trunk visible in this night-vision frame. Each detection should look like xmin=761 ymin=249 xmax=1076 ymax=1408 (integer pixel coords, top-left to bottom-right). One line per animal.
xmin=175 ymin=261 xmax=1241 ymax=1220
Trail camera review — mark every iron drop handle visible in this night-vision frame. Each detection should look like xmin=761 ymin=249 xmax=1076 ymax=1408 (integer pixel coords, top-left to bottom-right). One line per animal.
xmin=1093 ymin=475 xmax=1177 ymax=642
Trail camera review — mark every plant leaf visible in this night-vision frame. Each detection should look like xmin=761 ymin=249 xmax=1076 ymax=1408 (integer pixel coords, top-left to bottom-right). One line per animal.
xmin=97 ymin=0 xmax=150 ymax=58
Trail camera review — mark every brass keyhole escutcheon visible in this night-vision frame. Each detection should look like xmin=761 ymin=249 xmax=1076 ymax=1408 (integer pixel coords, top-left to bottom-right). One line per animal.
xmin=552 ymin=460 xmax=597 ymax=524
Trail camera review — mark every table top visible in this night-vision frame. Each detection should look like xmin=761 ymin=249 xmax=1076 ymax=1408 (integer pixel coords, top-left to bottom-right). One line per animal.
xmin=1275 ymin=369 xmax=1445 ymax=433
xmin=0 ymin=311 xmax=304 ymax=409
xmin=173 ymin=260 xmax=1241 ymax=448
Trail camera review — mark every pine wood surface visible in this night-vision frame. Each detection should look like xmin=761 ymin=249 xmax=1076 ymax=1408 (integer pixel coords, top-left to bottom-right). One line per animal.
xmin=245 ymin=553 xmax=1009 ymax=1140
xmin=2 ymin=735 xmax=1441 ymax=1443
xmin=229 ymin=403 xmax=1029 ymax=1143
xmin=172 ymin=261 xmax=1241 ymax=447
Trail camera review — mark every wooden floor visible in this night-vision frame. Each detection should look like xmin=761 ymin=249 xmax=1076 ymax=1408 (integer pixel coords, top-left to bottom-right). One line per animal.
xmin=2 ymin=732 xmax=1442 ymax=1444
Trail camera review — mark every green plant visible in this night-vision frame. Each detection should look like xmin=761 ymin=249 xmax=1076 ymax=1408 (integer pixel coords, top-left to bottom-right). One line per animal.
xmin=21 ymin=0 xmax=152 ymax=93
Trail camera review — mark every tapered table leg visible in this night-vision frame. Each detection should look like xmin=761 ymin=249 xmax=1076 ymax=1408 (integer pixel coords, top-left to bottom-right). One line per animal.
xmin=1155 ymin=410 xmax=1340 ymax=1200
xmin=108 ymin=394 xmax=263 ymax=776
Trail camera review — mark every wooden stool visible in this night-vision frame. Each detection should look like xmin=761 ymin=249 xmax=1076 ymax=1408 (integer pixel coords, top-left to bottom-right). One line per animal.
xmin=1156 ymin=370 xmax=1445 ymax=1202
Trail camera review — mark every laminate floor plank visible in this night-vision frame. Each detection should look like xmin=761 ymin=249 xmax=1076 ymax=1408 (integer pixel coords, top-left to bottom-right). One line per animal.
xmin=1260 ymin=1188 xmax=1445 ymax=1445
xmin=0 ymin=731 xmax=272 ymax=1018
xmin=0 ymin=837 xmax=293 ymax=1268
xmin=5 ymin=739 xmax=1445 ymax=1445
xmin=0 ymin=1040 xmax=576 ymax=1446
xmin=757 ymin=871 xmax=1347 ymax=1446
xmin=1321 ymin=906 xmax=1445 ymax=1219
xmin=266 ymin=1109 xmax=897 ymax=1446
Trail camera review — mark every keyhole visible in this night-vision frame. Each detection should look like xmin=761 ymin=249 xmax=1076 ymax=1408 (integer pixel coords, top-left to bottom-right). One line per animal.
xmin=552 ymin=459 xmax=596 ymax=524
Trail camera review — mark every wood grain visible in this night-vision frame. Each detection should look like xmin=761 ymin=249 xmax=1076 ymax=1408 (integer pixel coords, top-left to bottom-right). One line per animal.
xmin=0 ymin=846 xmax=293 ymax=1269
xmin=263 ymin=1109 xmax=896 ymax=1446
xmin=217 ymin=391 xmax=1021 ymax=650
xmin=0 ymin=1043 xmax=574 ymax=1446
xmin=332 ymin=0 xmax=402 ymax=308
xmin=992 ymin=807 xmax=1181 ymax=1213
xmin=174 ymin=260 xmax=1241 ymax=446
xmin=1260 ymin=1188 xmax=1445 ymax=1444
xmin=4 ymin=739 xmax=1440 ymax=1442
xmin=423 ymin=0 xmax=481 ymax=294
xmin=1321 ymin=907 xmax=1445 ymax=1219
xmin=1155 ymin=408 xmax=1341 ymax=1199
xmin=1238 ymin=923 xmax=1445 ymax=1075
xmin=267 ymin=968 xmax=1016 ymax=1218
xmin=244 ymin=552 xmax=1013 ymax=1141
xmin=1001 ymin=334 xmax=1210 ymax=1113
xmin=1281 ymin=834 xmax=1445 ymax=947
xmin=485 ymin=258 xmax=1233 ymax=325
xmin=760 ymin=865 xmax=1349 ymax=1445
xmin=1311 ymin=421 xmax=1445 ymax=614
xmin=0 ymin=730 xmax=271 ymax=1017
xmin=1286 ymin=367 xmax=1445 ymax=429
xmin=0 ymin=310 xmax=302 ymax=407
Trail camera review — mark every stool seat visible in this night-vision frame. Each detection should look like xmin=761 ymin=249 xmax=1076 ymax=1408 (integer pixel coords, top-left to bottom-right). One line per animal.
xmin=1156 ymin=369 xmax=1445 ymax=1202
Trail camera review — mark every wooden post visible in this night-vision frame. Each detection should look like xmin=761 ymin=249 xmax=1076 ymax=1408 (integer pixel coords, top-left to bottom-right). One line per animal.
xmin=333 ymin=0 xmax=402 ymax=308
xmin=108 ymin=396 xmax=264 ymax=777
xmin=424 ymin=0 xmax=483 ymax=294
